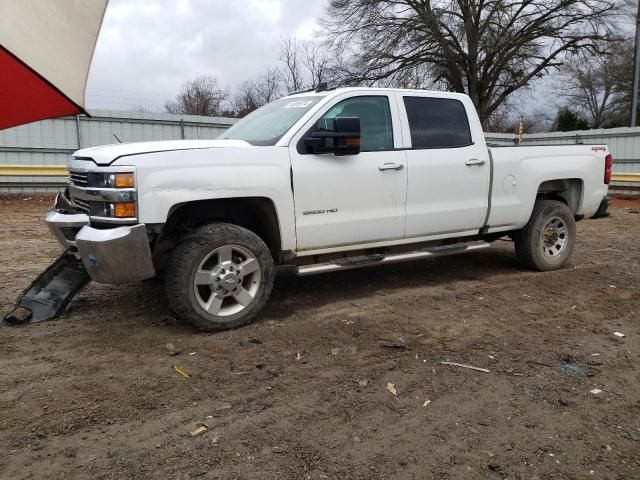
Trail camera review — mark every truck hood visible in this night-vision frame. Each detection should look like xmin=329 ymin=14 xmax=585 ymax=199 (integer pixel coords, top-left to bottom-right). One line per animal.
xmin=73 ymin=139 xmax=252 ymax=166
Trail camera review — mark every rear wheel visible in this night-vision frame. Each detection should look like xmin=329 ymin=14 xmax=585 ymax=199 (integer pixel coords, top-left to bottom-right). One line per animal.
xmin=165 ymin=223 xmax=275 ymax=332
xmin=514 ymin=200 xmax=576 ymax=271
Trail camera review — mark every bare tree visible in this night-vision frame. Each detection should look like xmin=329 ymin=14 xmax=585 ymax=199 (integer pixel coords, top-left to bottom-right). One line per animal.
xmin=280 ymin=36 xmax=333 ymax=91
xmin=231 ymin=67 xmax=284 ymax=117
xmin=165 ymin=75 xmax=228 ymax=116
xmin=484 ymin=103 xmax=550 ymax=134
xmin=322 ymin=0 xmax=617 ymax=126
xmin=280 ymin=37 xmax=305 ymax=92
xmin=303 ymin=41 xmax=331 ymax=89
xmin=556 ymin=49 xmax=624 ymax=128
xmin=556 ymin=0 xmax=636 ymax=127
xmin=254 ymin=67 xmax=283 ymax=104
xmin=231 ymin=82 xmax=258 ymax=118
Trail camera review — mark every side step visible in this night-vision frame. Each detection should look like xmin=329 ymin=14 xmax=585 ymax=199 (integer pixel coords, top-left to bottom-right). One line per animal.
xmin=4 ymin=250 xmax=91 ymax=325
xmin=297 ymin=242 xmax=491 ymax=277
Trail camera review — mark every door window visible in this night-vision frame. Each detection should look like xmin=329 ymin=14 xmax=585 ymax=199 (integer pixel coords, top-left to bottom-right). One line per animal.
xmin=317 ymin=96 xmax=394 ymax=152
xmin=403 ymin=97 xmax=472 ymax=149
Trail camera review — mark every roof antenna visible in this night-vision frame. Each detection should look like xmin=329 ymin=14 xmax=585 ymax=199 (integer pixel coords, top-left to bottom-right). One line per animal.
xmin=113 ymin=134 xmax=122 ymax=143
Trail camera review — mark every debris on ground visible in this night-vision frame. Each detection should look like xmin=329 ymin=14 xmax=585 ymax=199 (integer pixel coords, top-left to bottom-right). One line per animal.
xmin=590 ymin=388 xmax=603 ymax=394
xmin=331 ymin=346 xmax=358 ymax=356
xmin=166 ymin=343 xmax=181 ymax=356
xmin=174 ymin=366 xmax=190 ymax=379
xmin=440 ymin=361 xmax=490 ymax=373
xmin=387 ymin=383 xmax=397 ymax=396
xmin=358 ymin=379 xmax=369 ymax=387
xmin=599 ymin=288 xmax=618 ymax=297
xmin=613 ymin=332 xmax=626 ymax=338
xmin=561 ymin=363 xmax=583 ymax=374
xmin=423 ymin=400 xmax=432 ymax=407
xmin=380 ymin=337 xmax=407 ymax=349
xmin=488 ymin=463 xmax=502 ymax=472
xmin=190 ymin=424 xmax=209 ymax=437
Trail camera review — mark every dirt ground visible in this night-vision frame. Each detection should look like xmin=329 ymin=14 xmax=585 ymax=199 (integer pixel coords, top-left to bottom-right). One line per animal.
xmin=0 ymin=196 xmax=638 ymax=480
xmin=611 ymin=196 xmax=640 ymax=209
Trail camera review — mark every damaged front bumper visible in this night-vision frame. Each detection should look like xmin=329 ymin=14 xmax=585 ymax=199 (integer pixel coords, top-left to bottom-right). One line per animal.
xmin=46 ymin=193 xmax=155 ymax=285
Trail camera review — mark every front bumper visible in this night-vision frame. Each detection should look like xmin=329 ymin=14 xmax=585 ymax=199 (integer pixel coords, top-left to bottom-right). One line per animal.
xmin=46 ymin=209 xmax=155 ymax=285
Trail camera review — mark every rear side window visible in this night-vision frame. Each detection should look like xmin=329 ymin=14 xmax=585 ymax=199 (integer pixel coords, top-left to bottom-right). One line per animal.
xmin=403 ymin=97 xmax=472 ymax=149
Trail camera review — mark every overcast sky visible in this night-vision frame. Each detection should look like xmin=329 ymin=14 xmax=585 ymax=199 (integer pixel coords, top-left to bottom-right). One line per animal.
xmin=85 ymin=0 xmax=626 ymax=126
xmin=86 ymin=0 xmax=327 ymax=111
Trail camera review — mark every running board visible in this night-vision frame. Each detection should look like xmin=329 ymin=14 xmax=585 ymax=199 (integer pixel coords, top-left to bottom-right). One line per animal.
xmin=3 ymin=250 xmax=90 ymax=325
xmin=297 ymin=242 xmax=491 ymax=277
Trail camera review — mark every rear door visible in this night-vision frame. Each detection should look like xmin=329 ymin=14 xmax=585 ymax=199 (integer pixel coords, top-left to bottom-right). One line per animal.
xmin=290 ymin=93 xmax=407 ymax=251
xmin=399 ymin=95 xmax=490 ymax=238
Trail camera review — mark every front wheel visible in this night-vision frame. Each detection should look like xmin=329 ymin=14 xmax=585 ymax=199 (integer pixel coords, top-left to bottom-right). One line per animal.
xmin=514 ymin=200 xmax=576 ymax=271
xmin=165 ymin=223 xmax=275 ymax=332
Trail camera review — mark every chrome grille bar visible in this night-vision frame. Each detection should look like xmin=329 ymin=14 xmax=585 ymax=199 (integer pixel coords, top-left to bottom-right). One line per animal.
xmin=69 ymin=171 xmax=89 ymax=187
xmin=72 ymin=198 xmax=91 ymax=215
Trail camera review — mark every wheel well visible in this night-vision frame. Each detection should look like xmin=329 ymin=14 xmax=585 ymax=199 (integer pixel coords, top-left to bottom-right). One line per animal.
xmin=536 ymin=179 xmax=583 ymax=215
xmin=163 ymin=197 xmax=282 ymax=257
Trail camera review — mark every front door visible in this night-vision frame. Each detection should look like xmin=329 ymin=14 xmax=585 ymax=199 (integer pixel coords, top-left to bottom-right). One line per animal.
xmin=290 ymin=94 xmax=407 ymax=252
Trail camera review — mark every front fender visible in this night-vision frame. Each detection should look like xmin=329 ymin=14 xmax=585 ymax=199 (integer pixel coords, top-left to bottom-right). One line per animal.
xmin=113 ymin=147 xmax=296 ymax=251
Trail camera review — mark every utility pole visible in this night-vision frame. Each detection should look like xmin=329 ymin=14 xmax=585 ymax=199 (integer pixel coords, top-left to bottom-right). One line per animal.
xmin=632 ymin=0 xmax=640 ymax=127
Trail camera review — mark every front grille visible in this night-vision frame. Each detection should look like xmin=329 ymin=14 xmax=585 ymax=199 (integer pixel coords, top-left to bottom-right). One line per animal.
xmin=72 ymin=197 xmax=91 ymax=214
xmin=69 ymin=171 xmax=88 ymax=187
xmin=68 ymin=170 xmax=90 ymax=214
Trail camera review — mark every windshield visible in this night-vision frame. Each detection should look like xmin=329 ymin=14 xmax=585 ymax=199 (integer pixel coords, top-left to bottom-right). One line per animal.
xmin=219 ymin=96 xmax=323 ymax=146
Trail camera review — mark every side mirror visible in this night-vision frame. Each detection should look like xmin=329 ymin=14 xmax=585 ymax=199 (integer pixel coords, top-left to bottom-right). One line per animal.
xmin=303 ymin=117 xmax=361 ymax=156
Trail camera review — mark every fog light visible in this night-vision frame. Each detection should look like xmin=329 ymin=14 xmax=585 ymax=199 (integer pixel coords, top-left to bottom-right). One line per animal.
xmin=114 ymin=202 xmax=136 ymax=218
xmin=112 ymin=173 xmax=135 ymax=188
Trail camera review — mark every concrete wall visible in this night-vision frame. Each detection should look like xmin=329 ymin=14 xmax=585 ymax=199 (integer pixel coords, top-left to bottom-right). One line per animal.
xmin=0 ymin=110 xmax=236 ymax=192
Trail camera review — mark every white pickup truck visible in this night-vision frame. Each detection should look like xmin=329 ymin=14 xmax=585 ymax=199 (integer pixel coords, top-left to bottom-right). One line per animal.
xmin=39 ymin=87 xmax=611 ymax=331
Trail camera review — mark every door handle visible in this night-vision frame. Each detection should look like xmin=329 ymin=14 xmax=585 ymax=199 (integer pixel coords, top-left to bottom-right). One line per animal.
xmin=465 ymin=158 xmax=486 ymax=167
xmin=378 ymin=163 xmax=404 ymax=172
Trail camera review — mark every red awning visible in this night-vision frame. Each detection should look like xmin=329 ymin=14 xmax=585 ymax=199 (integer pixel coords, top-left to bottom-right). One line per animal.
xmin=0 ymin=0 xmax=109 ymax=130
xmin=0 ymin=47 xmax=84 ymax=130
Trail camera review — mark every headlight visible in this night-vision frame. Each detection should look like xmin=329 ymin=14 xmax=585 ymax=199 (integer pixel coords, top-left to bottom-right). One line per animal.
xmin=83 ymin=172 xmax=135 ymax=188
xmin=67 ymin=168 xmax=138 ymax=223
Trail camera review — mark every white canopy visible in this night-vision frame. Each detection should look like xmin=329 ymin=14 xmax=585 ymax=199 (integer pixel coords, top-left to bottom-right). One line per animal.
xmin=0 ymin=0 xmax=108 ymax=129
